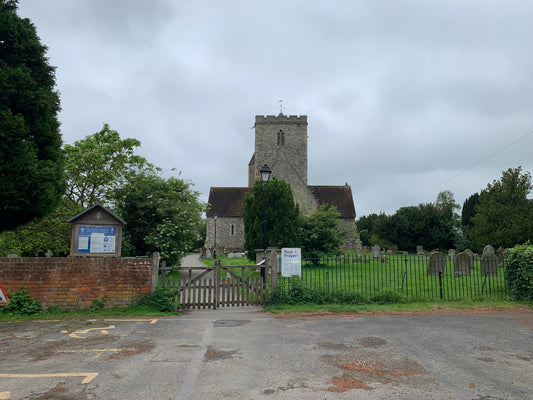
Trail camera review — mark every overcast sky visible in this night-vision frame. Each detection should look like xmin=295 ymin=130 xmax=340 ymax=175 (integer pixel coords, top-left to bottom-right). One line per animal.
xmin=17 ymin=0 xmax=533 ymax=217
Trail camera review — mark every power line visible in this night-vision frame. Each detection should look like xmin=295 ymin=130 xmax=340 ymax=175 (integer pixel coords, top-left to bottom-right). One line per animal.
xmin=398 ymin=127 xmax=533 ymax=207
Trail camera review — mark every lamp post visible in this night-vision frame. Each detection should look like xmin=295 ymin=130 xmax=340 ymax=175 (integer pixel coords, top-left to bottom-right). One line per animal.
xmin=213 ymin=213 xmax=218 ymax=260
xmin=259 ymin=164 xmax=272 ymax=284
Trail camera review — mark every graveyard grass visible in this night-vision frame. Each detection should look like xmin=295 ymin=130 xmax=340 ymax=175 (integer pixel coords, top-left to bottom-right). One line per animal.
xmin=272 ymin=253 xmax=509 ymax=303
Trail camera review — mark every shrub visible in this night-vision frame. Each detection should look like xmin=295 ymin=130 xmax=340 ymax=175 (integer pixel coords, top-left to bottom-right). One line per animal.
xmin=269 ymin=281 xmax=406 ymax=305
xmin=89 ymin=296 xmax=107 ymax=311
xmin=0 ymin=288 xmax=42 ymax=315
xmin=505 ymin=244 xmax=533 ymax=302
xmin=137 ymin=285 xmax=179 ymax=312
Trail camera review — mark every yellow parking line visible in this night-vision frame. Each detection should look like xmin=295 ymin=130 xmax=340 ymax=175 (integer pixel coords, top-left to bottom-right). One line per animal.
xmin=58 ymin=349 xmax=121 ymax=353
xmin=0 ymin=373 xmax=98 ymax=384
xmin=105 ymin=318 xmax=158 ymax=324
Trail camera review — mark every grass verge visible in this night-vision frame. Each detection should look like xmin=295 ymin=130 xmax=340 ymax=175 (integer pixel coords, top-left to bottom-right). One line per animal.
xmin=264 ymin=299 xmax=529 ymax=315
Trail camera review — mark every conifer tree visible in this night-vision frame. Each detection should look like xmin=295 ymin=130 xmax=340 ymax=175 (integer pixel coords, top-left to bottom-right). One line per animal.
xmin=0 ymin=0 xmax=64 ymax=231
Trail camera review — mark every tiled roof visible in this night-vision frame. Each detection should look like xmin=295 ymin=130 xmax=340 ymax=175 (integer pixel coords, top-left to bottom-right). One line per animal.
xmin=208 ymin=185 xmax=356 ymax=219
xmin=309 ymin=185 xmax=356 ymax=218
xmin=207 ymin=187 xmax=252 ymax=217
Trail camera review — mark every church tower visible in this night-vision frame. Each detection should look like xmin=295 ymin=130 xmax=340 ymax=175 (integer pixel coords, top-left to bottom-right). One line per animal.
xmin=248 ymin=113 xmax=317 ymax=212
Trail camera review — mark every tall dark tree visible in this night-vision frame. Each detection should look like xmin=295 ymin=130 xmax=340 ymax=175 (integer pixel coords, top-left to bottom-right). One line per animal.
xmin=0 ymin=0 xmax=64 ymax=231
xmin=470 ymin=167 xmax=533 ymax=251
xmin=243 ymin=178 xmax=300 ymax=260
xmin=460 ymin=192 xmax=480 ymax=249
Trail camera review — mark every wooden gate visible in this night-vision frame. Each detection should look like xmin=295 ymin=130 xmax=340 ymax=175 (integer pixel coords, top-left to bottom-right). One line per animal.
xmin=161 ymin=260 xmax=275 ymax=309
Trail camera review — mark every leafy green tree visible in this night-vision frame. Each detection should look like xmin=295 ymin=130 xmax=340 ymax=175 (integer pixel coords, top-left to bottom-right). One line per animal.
xmin=372 ymin=191 xmax=459 ymax=252
xmin=63 ymin=124 xmax=154 ymax=209
xmin=356 ymin=213 xmax=389 ymax=246
xmin=243 ymin=178 xmax=300 ymax=260
xmin=0 ymin=0 xmax=64 ymax=231
xmin=299 ymin=205 xmax=344 ymax=254
xmin=0 ymin=199 xmax=82 ymax=256
xmin=0 ymin=124 xmax=152 ymax=255
xmin=470 ymin=167 xmax=533 ymax=251
xmin=114 ymin=173 xmax=206 ymax=265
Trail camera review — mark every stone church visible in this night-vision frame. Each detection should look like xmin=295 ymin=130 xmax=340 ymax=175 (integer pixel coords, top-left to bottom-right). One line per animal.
xmin=204 ymin=113 xmax=356 ymax=257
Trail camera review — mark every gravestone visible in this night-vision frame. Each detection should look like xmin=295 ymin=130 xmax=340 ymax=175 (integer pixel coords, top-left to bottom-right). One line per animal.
xmin=482 ymin=245 xmax=495 ymax=257
xmin=427 ymin=251 xmax=446 ymax=275
xmin=372 ymin=244 xmax=380 ymax=260
xmin=455 ymin=251 xmax=473 ymax=276
xmin=417 ymin=245 xmax=424 ymax=256
xmin=228 ymin=253 xmax=235 ymax=259
xmin=481 ymin=253 xmax=498 ymax=276
xmin=448 ymin=249 xmax=456 ymax=261
xmin=355 ymin=238 xmax=363 ymax=256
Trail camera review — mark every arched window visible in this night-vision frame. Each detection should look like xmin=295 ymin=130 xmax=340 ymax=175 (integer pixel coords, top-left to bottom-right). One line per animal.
xmin=277 ymin=129 xmax=285 ymax=146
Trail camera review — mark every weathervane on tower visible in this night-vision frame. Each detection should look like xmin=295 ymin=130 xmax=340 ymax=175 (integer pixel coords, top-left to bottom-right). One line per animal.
xmin=278 ymin=99 xmax=284 ymax=116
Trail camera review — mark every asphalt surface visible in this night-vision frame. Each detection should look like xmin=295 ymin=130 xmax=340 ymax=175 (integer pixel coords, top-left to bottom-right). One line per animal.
xmin=0 ymin=307 xmax=532 ymax=399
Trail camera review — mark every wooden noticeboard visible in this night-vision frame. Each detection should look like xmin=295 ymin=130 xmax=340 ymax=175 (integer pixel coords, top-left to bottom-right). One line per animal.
xmin=67 ymin=204 xmax=126 ymax=257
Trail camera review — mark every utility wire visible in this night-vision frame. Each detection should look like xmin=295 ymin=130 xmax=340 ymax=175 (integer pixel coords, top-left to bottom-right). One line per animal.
xmin=398 ymin=127 xmax=533 ymax=207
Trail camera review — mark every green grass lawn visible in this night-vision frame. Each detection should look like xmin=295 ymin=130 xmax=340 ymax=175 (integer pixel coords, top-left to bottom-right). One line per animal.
xmin=275 ymin=253 xmax=509 ymax=302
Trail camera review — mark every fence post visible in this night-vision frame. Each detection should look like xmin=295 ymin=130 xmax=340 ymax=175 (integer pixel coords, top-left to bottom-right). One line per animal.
xmin=270 ymin=248 xmax=278 ymax=293
xmin=214 ymin=260 xmax=220 ymax=309
xmin=152 ymin=252 xmax=160 ymax=293
xmin=438 ymin=271 xmax=444 ymax=300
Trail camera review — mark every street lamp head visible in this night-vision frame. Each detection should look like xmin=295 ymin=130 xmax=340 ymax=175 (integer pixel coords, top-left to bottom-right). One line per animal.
xmin=214 ymin=213 xmax=218 ymax=220
xmin=260 ymin=164 xmax=272 ymax=184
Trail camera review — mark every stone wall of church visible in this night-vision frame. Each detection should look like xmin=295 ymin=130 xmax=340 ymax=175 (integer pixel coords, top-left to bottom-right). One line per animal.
xmin=205 ymin=216 xmax=246 ymax=254
xmin=339 ymin=218 xmax=357 ymax=251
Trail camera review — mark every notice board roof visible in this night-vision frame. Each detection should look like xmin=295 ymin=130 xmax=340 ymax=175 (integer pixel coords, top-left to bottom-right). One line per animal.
xmin=67 ymin=203 xmax=126 ymax=225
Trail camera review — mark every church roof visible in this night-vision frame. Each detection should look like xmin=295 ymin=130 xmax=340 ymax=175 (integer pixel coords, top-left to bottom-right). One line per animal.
xmin=207 ymin=185 xmax=355 ymax=219
xmin=207 ymin=187 xmax=252 ymax=218
xmin=309 ymin=185 xmax=356 ymax=219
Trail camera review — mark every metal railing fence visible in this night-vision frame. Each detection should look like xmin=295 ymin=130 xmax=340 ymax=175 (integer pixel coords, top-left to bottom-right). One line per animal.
xmin=274 ymin=253 xmax=509 ymax=302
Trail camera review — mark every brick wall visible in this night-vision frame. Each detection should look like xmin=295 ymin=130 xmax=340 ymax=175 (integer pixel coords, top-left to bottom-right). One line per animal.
xmin=0 ymin=256 xmax=157 ymax=310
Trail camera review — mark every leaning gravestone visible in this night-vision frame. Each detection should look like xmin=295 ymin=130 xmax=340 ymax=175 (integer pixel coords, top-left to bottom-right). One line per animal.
xmin=427 ymin=251 xmax=446 ymax=275
xmin=481 ymin=253 xmax=498 ymax=276
xmin=482 ymin=245 xmax=495 ymax=257
xmin=372 ymin=244 xmax=380 ymax=260
xmin=455 ymin=251 xmax=473 ymax=276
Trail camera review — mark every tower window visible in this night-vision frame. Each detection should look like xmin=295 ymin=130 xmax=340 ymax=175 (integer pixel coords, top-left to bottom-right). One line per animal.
xmin=230 ymin=224 xmax=235 ymax=236
xmin=277 ymin=129 xmax=285 ymax=146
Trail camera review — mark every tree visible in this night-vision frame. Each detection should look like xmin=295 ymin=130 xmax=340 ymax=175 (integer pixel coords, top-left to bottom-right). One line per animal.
xmin=470 ymin=167 xmax=533 ymax=251
xmin=114 ymin=173 xmax=206 ymax=265
xmin=356 ymin=213 xmax=388 ymax=246
xmin=243 ymin=178 xmax=300 ymax=259
xmin=0 ymin=0 xmax=64 ymax=231
xmin=0 ymin=124 xmax=152 ymax=255
xmin=0 ymin=199 xmax=82 ymax=256
xmin=299 ymin=205 xmax=344 ymax=254
xmin=63 ymin=124 xmax=153 ymax=209
xmin=460 ymin=192 xmax=480 ymax=248
xmin=372 ymin=191 xmax=459 ymax=252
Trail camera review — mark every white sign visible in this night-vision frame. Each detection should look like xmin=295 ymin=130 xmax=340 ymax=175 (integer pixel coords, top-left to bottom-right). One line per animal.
xmin=0 ymin=282 xmax=9 ymax=305
xmin=281 ymin=248 xmax=302 ymax=277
